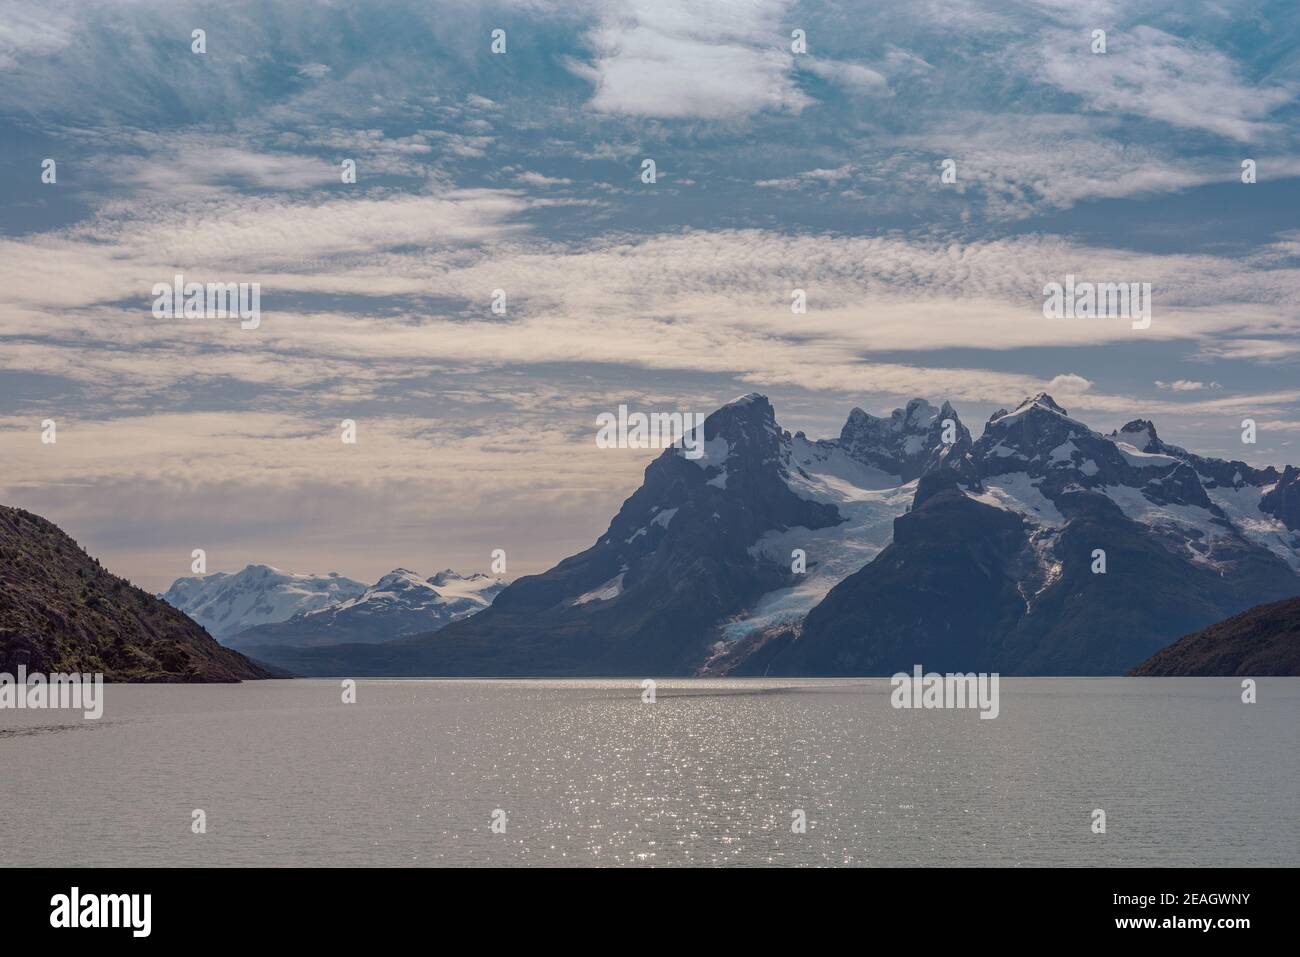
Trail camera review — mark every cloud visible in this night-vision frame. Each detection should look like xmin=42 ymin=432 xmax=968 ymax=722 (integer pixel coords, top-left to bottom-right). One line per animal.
xmin=875 ymin=112 xmax=1295 ymax=218
xmin=1194 ymin=339 xmax=1300 ymax=362
xmin=105 ymin=135 xmax=341 ymax=197
xmin=424 ymin=130 xmax=494 ymax=159
xmin=1036 ymin=25 xmax=1294 ymax=141
xmin=800 ymin=57 xmax=889 ymax=94
xmin=756 ymin=164 xmax=855 ymax=189
xmin=1155 ymin=379 xmax=1219 ymax=392
xmin=0 ymin=1 xmax=76 ymax=69
xmin=571 ymin=0 xmax=810 ymax=118
xmin=1048 ymin=373 xmax=1093 ymax=392
xmin=0 ymin=184 xmax=539 ymax=314
xmin=516 ymin=171 xmax=574 ymax=187
xmin=6 ymin=185 xmax=1300 ymax=424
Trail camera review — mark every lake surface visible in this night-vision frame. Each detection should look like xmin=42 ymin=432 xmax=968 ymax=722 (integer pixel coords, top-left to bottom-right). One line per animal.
xmin=1 ymin=678 xmax=1295 ymax=867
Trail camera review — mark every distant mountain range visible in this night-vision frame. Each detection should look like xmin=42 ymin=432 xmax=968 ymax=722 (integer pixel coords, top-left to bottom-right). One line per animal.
xmin=161 ymin=565 xmax=367 ymax=638
xmin=162 ymin=565 xmax=505 ymax=664
xmin=0 ymin=506 xmax=267 ymax=681
xmin=268 ymin=392 xmax=1300 ymax=677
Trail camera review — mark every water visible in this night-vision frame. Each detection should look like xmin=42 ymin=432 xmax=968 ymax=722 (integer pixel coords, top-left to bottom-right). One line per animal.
xmin=1 ymin=678 xmax=1295 ymax=867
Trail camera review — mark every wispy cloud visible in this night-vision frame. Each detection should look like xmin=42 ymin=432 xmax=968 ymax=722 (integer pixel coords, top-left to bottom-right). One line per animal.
xmin=1036 ymin=25 xmax=1294 ymax=141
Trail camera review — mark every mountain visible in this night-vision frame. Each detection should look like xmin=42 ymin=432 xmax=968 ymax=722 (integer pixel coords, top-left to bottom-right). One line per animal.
xmin=1130 ymin=596 xmax=1300 ymax=676
xmin=765 ymin=394 xmax=1300 ymax=675
xmin=254 ymin=392 xmax=1300 ymax=678
xmin=228 ymin=568 xmax=505 ymax=658
xmin=272 ymin=393 xmax=968 ymax=676
xmin=0 ymin=506 xmax=268 ymax=681
xmin=162 ymin=564 xmax=367 ymax=638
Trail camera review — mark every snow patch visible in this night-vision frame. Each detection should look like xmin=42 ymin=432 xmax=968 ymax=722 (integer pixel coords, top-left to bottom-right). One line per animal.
xmin=1201 ymin=482 xmax=1300 ymax=571
xmin=572 ymin=573 xmax=626 ymax=605
xmin=720 ymin=435 xmax=915 ymax=640
xmin=688 ymin=435 xmax=731 ymax=468
xmin=1101 ymin=485 xmax=1230 ymax=567
xmin=651 ymin=507 xmax=678 ymax=528
xmin=1109 ymin=441 xmax=1180 ymax=468
xmin=968 ymin=473 xmax=1065 ymax=527
xmin=1047 ymin=440 xmax=1079 ymax=464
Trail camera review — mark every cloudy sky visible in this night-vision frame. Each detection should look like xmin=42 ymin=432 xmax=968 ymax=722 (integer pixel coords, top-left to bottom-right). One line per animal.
xmin=1 ymin=0 xmax=1298 ymax=592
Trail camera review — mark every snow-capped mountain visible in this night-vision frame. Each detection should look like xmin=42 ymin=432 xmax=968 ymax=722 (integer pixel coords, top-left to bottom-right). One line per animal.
xmin=162 ymin=564 xmax=367 ymax=638
xmin=227 ymin=568 xmax=505 ymax=655
xmin=263 ymin=391 xmax=1300 ymax=677
xmin=714 ymin=397 xmax=969 ymax=654
xmin=962 ymin=392 xmax=1300 ymax=581
xmin=273 ymin=393 xmax=967 ymax=676
xmin=770 ymin=393 xmax=1300 ymax=675
xmin=835 ymin=398 xmax=971 ymax=481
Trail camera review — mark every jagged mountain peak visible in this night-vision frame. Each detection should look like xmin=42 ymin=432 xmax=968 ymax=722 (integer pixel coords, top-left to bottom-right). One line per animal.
xmin=991 ymin=392 xmax=1071 ymax=424
xmin=710 ymin=391 xmax=775 ymax=428
xmin=899 ymin=396 xmax=940 ymax=426
xmin=342 ymin=567 xmax=502 ymax=604
xmin=722 ymin=392 xmax=769 ymax=410
xmin=964 ymin=394 xmax=1300 ymax=581
xmin=1111 ymin=418 xmax=1161 ymax=452
xmin=682 ymin=393 xmax=779 ymax=461
xmin=977 ymin=393 xmax=1093 ymax=467
xmin=840 ymin=406 xmax=872 ymax=434
xmin=370 ymin=568 xmax=432 ymax=591
xmin=429 ymin=568 xmax=490 ymax=586
xmin=1025 ymin=392 xmax=1068 ymax=415
xmin=833 ymin=397 xmax=967 ymax=483
xmin=841 ymin=397 xmax=951 ymax=438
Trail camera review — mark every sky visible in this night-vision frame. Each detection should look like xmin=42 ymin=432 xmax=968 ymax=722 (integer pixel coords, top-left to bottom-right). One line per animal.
xmin=1 ymin=0 xmax=1298 ymax=593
